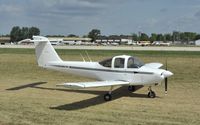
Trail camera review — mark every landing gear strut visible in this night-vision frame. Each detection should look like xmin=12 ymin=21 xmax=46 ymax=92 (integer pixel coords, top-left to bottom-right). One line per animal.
xmin=104 ymin=86 xmax=114 ymax=101
xmin=147 ymin=86 xmax=156 ymax=98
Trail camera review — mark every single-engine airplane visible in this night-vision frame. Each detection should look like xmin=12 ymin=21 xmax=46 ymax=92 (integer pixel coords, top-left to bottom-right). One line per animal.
xmin=32 ymin=36 xmax=173 ymax=101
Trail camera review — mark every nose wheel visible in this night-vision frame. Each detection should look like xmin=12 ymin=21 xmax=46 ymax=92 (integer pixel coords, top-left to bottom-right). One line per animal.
xmin=104 ymin=93 xmax=112 ymax=101
xmin=128 ymin=85 xmax=135 ymax=92
xmin=147 ymin=86 xmax=156 ymax=98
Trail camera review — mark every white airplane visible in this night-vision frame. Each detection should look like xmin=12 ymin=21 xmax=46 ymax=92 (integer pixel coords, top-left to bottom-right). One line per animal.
xmin=32 ymin=36 xmax=173 ymax=101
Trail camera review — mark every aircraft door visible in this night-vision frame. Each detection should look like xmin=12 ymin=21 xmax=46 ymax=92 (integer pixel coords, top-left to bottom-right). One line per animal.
xmin=112 ymin=57 xmax=127 ymax=80
xmin=127 ymin=57 xmax=143 ymax=83
xmin=113 ymin=58 xmax=125 ymax=68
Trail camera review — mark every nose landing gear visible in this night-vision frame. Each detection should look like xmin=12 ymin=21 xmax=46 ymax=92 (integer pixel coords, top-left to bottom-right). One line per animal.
xmin=104 ymin=93 xmax=112 ymax=101
xmin=147 ymin=86 xmax=156 ymax=98
xmin=128 ymin=85 xmax=135 ymax=92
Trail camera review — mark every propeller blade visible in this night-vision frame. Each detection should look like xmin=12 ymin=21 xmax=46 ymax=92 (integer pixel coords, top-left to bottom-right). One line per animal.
xmin=165 ymin=58 xmax=168 ymax=95
xmin=165 ymin=78 xmax=168 ymax=95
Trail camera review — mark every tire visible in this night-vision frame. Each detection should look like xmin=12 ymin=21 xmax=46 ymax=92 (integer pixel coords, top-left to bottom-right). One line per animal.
xmin=148 ymin=91 xmax=156 ymax=98
xmin=104 ymin=93 xmax=112 ymax=101
xmin=128 ymin=86 xmax=135 ymax=92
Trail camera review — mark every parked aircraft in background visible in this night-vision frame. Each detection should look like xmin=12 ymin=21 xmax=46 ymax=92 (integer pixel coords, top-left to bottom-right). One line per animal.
xmin=32 ymin=36 xmax=173 ymax=101
xmin=137 ymin=41 xmax=151 ymax=46
xmin=152 ymin=41 xmax=171 ymax=46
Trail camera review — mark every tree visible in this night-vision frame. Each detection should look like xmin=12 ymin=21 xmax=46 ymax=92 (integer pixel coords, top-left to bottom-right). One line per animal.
xmin=185 ymin=32 xmax=196 ymax=41
xmin=178 ymin=32 xmax=196 ymax=44
xmin=21 ymin=27 xmax=29 ymax=39
xmin=140 ymin=33 xmax=149 ymax=41
xmin=131 ymin=33 xmax=138 ymax=41
xmin=172 ymin=31 xmax=180 ymax=42
xmin=195 ymin=34 xmax=200 ymax=40
xmin=88 ymin=29 xmax=101 ymax=42
xmin=82 ymin=35 xmax=88 ymax=38
xmin=150 ymin=33 xmax=157 ymax=42
xmin=10 ymin=26 xmax=21 ymax=42
xmin=109 ymin=35 xmax=120 ymax=39
xmin=46 ymin=35 xmax=65 ymax=37
xmin=28 ymin=27 xmax=40 ymax=38
xmin=156 ymin=34 xmax=164 ymax=41
xmin=67 ymin=34 xmax=78 ymax=37
xmin=10 ymin=26 xmax=40 ymax=42
xmin=164 ymin=33 xmax=172 ymax=41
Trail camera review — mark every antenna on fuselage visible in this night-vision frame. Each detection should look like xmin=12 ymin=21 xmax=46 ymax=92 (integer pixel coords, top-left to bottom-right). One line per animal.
xmin=80 ymin=53 xmax=86 ymax=62
xmin=85 ymin=51 xmax=92 ymax=62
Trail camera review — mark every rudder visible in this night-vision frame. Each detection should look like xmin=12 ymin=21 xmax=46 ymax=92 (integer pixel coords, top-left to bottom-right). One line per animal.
xmin=33 ymin=36 xmax=62 ymax=67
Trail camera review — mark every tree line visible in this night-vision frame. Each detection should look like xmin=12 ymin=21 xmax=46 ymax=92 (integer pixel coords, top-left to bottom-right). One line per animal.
xmin=132 ymin=31 xmax=200 ymax=43
xmin=10 ymin=26 xmax=40 ymax=42
xmin=86 ymin=29 xmax=200 ymax=43
xmin=4 ymin=26 xmax=200 ymax=43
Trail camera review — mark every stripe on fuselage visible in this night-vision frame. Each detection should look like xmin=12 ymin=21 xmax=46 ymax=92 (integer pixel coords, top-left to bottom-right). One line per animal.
xmin=51 ymin=65 xmax=154 ymax=75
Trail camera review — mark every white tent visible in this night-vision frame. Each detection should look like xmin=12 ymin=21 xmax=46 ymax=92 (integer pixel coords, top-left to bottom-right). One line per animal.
xmin=195 ymin=40 xmax=200 ymax=46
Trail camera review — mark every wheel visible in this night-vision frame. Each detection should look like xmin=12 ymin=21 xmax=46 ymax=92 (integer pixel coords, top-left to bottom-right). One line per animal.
xmin=104 ymin=93 xmax=112 ymax=101
xmin=148 ymin=91 xmax=156 ymax=98
xmin=128 ymin=85 xmax=135 ymax=92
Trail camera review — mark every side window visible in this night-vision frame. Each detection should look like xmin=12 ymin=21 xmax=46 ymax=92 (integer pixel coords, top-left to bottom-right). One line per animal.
xmin=99 ymin=58 xmax=112 ymax=68
xmin=127 ymin=58 xmax=135 ymax=68
xmin=114 ymin=58 xmax=125 ymax=68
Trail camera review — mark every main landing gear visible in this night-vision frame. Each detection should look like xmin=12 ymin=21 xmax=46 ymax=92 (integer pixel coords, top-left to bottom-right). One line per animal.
xmin=104 ymin=85 xmax=136 ymax=101
xmin=104 ymin=86 xmax=113 ymax=101
xmin=147 ymin=86 xmax=156 ymax=98
xmin=103 ymin=86 xmax=156 ymax=101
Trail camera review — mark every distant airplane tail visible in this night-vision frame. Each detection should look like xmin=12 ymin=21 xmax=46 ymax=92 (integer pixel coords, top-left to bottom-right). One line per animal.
xmin=32 ymin=36 xmax=62 ymax=67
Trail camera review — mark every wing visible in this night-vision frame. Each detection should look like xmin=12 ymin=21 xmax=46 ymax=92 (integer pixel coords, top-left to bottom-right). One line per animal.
xmin=56 ymin=81 xmax=130 ymax=89
xmin=144 ymin=63 xmax=163 ymax=69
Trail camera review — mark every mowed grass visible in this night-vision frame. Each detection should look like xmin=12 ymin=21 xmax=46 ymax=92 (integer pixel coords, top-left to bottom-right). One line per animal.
xmin=0 ymin=48 xmax=200 ymax=125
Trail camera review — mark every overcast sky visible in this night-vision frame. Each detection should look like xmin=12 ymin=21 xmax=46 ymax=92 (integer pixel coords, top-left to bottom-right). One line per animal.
xmin=1 ymin=0 xmax=200 ymax=36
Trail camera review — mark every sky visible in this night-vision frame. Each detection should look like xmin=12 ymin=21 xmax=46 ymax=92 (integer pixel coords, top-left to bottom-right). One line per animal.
xmin=1 ymin=0 xmax=200 ymax=36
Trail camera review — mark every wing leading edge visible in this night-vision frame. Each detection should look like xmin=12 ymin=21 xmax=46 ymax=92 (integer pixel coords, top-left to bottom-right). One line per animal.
xmin=56 ymin=81 xmax=130 ymax=89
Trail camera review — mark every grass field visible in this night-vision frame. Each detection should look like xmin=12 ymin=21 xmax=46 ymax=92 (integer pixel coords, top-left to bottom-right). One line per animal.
xmin=0 ymin=48 xmax=200 ymax=125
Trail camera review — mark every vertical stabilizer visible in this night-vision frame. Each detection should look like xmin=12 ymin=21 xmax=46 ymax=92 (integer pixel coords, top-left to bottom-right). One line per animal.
xmin=33 ymin=36 xmax=62 ymax=67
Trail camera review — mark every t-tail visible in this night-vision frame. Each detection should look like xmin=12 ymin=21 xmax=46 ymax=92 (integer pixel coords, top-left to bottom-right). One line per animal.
xmin=32 ymin=36 xmax=62 ymax=67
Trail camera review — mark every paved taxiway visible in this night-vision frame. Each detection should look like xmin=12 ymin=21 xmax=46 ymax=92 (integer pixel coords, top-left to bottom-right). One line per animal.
xmin=1 ymin=45 xmax=200 ymax=51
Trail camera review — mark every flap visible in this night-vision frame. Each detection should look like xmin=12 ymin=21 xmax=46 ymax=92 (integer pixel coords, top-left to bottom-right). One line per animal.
xmin=56 ymin=81 xmax=129 ymax=89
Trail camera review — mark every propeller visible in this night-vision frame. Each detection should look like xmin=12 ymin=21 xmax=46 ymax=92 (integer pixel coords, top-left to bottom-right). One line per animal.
xmin=165 ymin=58 xmax=168 ymax=95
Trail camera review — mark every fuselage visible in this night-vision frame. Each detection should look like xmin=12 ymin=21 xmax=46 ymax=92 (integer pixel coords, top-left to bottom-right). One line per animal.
xmin=43 ymin=60 xmax=166 ymax=86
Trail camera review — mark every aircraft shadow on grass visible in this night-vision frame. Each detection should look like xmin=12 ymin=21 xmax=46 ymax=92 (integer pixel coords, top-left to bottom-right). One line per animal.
xmin=6 ymin=82 xmax=148 ymax=110
xmin=6 ymin=82 xmax=47 ymax=90
xmin=49 ymin=86 xmax=147 ymax=111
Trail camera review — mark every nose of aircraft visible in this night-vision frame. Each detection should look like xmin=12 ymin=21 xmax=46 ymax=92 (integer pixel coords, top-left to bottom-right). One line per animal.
xmin=162 ymin=70 xmax=173 ymax=78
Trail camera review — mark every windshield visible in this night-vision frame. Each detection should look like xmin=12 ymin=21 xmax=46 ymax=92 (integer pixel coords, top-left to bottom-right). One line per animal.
xmin=99 ymin=58 xmax=112 ymax=68
xmin=127 ymin=57 xmax=144 ymax=68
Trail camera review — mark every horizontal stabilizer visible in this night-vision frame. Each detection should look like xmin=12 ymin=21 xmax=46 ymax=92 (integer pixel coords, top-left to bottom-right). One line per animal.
xmin=56 ymin=81 xmax=129 ymax=89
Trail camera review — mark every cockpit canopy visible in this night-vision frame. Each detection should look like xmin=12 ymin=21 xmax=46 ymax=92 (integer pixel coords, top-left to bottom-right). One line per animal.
xmin=127 ymin=57 xmax=144 ymax=68
xmin=99 ymin=55 xmax=144 ymax=69
xmin=99 ymin=58 xmax=112 ymax=68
